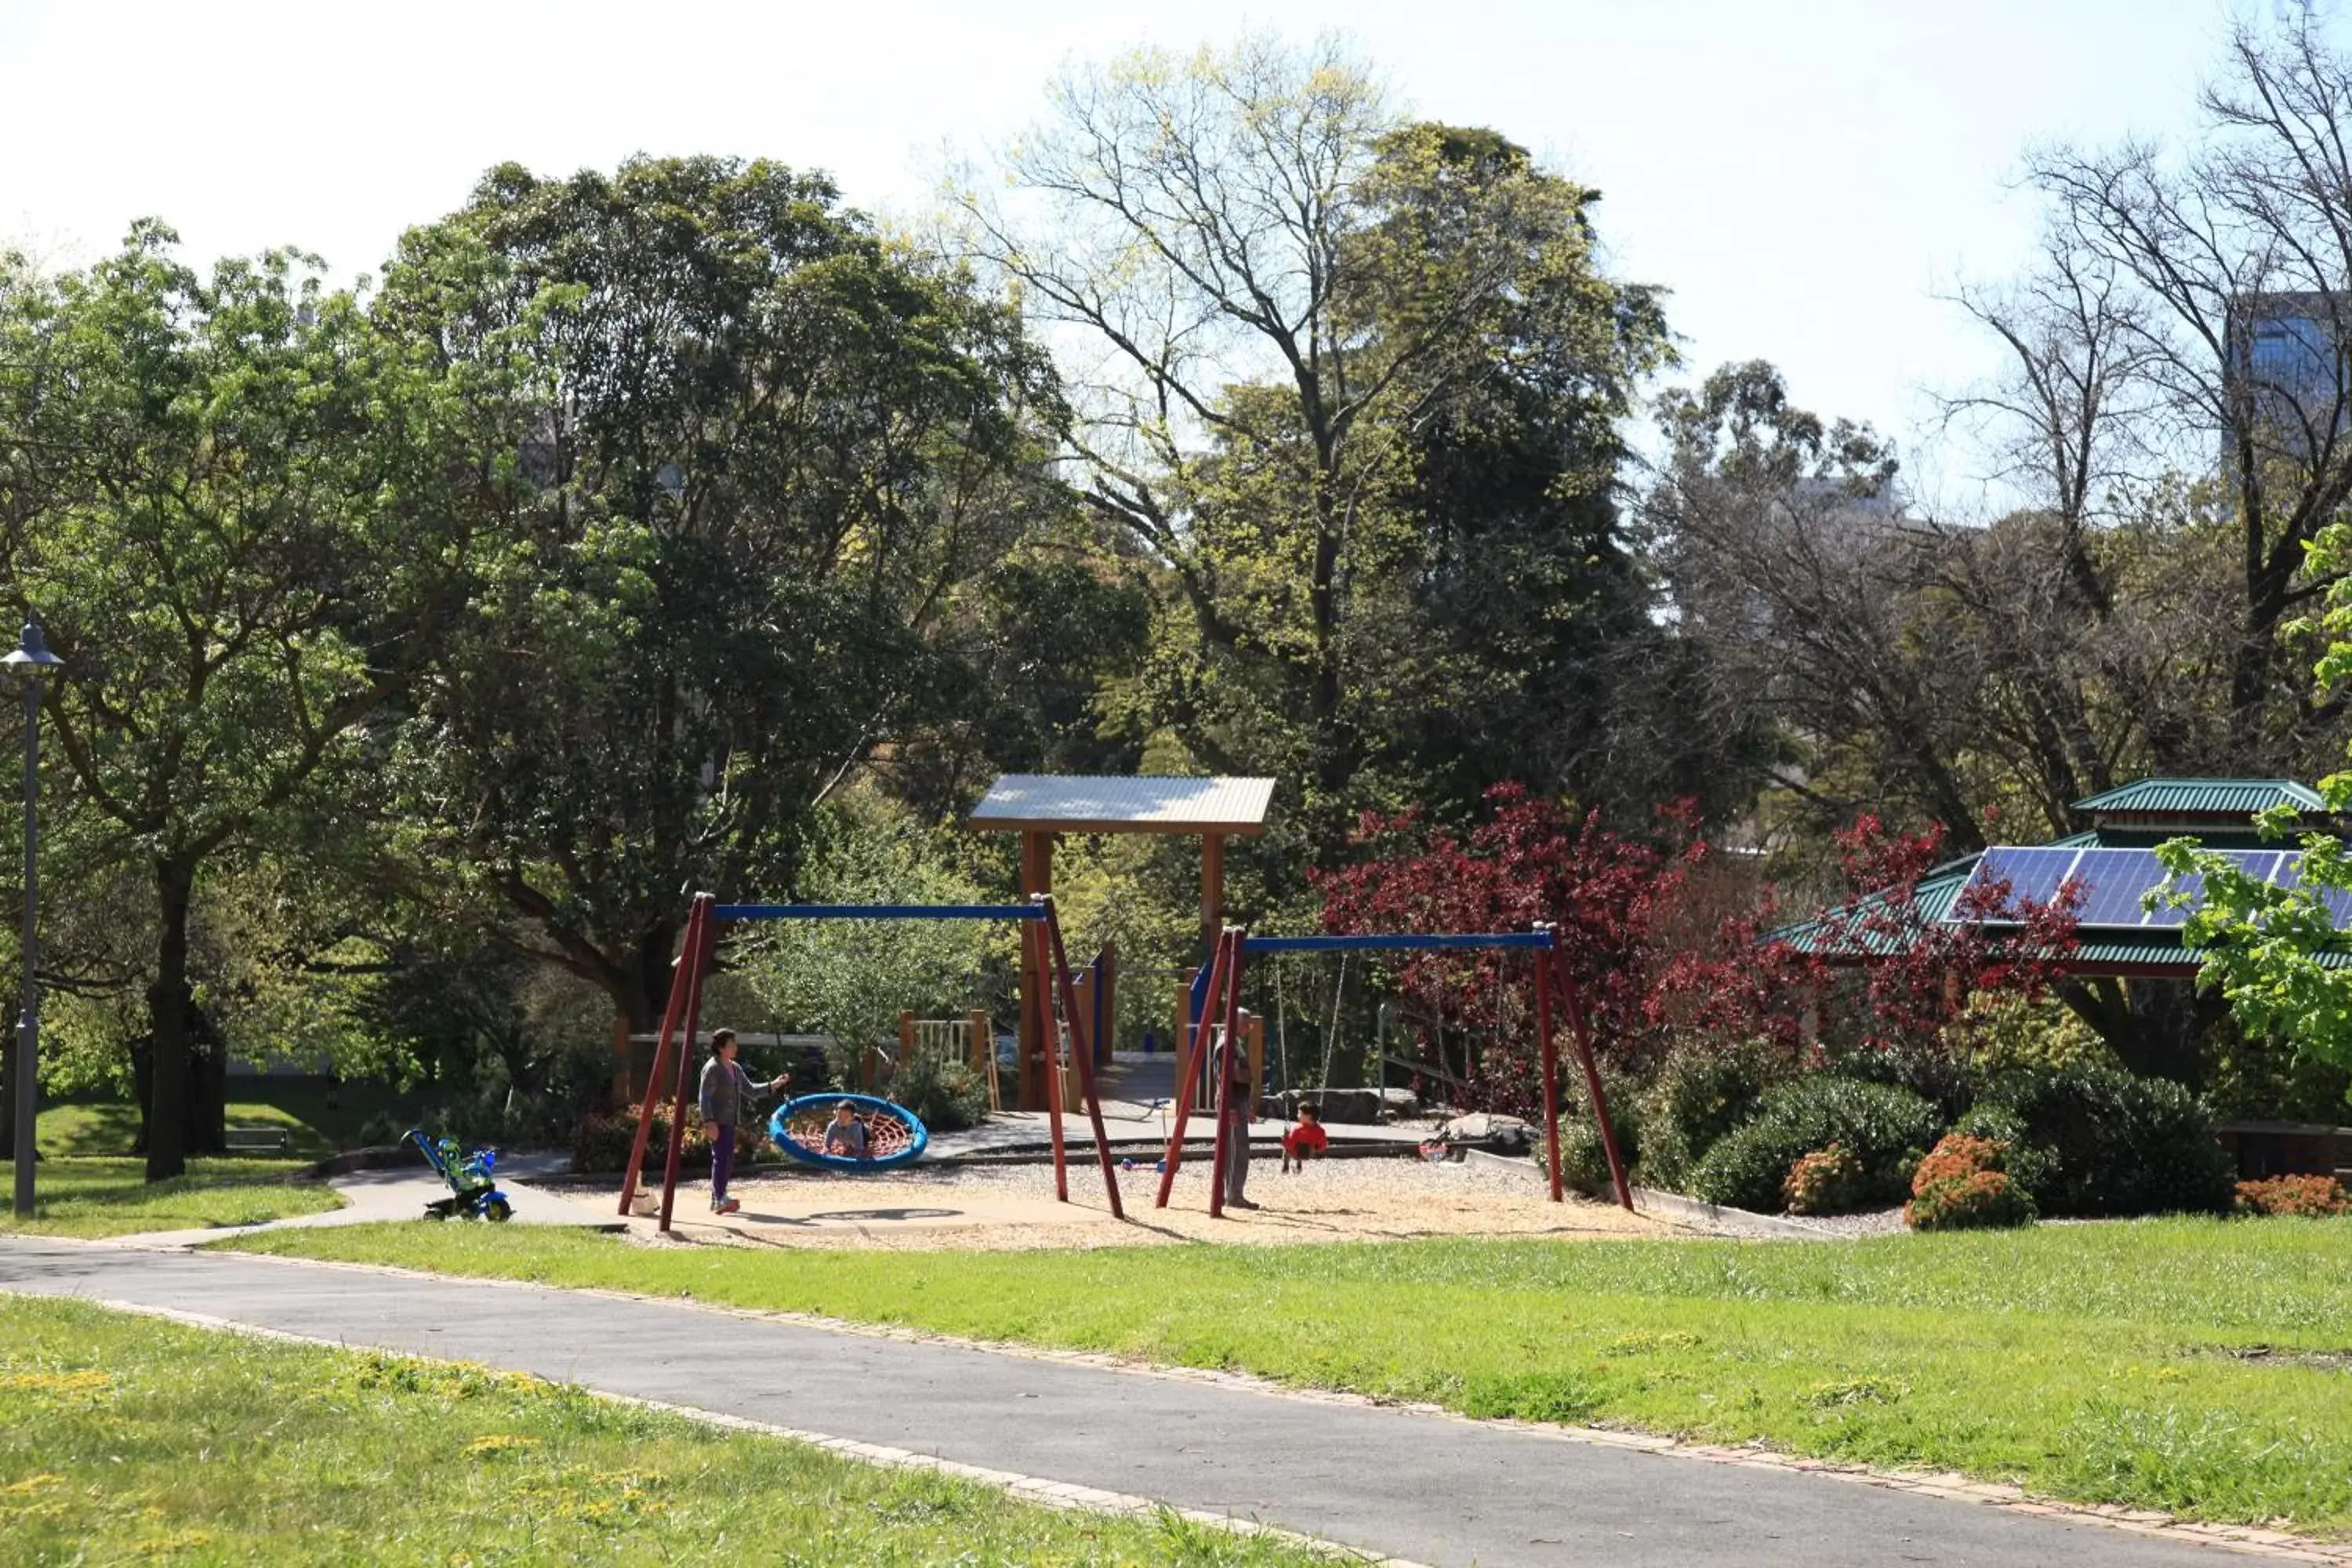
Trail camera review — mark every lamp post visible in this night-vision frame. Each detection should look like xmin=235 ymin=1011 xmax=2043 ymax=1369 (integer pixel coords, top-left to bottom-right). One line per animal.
xmin=7 ymin=620 xmax=61 ymax=1218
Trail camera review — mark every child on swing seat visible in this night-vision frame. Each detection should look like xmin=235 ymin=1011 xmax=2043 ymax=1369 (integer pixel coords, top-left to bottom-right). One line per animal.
xmin=1281 ymin=1103 xmax=1328 ymax=1172
xmin=822 ymin=1101 xmax=869 ymax=1159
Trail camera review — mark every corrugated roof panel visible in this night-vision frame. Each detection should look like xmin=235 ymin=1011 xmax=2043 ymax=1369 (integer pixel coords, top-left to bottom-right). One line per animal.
xmin=967 ymin=775 xmax=1276 ymax=835
xmin=2072 ymin=779 xmax=2325 ymax=817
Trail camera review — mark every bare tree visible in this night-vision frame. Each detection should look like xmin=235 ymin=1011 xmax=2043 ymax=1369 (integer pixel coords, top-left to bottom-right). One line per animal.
xmin=2026 ymin=13 xmax=2352 ymax=756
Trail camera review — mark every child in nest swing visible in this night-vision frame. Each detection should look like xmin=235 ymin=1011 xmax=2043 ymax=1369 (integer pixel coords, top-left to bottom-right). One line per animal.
xmin=822 ymin=1101 xmax=869 ymax=1160
xmin=699 ymin=1029 xmax=787 ymax=1215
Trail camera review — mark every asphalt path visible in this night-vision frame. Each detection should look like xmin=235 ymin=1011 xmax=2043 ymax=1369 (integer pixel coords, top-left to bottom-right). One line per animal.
xmin=0 ymin=1237 xmax=2266 ymax=1567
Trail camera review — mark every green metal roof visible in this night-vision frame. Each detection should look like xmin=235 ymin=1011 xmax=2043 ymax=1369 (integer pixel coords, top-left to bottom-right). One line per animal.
xmin=2071 ymin=779 xmax=2325 ymax=818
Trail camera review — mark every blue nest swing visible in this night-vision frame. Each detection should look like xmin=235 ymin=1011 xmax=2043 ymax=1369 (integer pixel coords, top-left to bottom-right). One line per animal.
xmin=768 ymin=1092 xmax=929 ymax=1171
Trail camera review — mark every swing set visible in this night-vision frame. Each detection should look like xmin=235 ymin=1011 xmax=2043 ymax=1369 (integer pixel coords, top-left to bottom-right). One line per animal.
xmin=1156 ymin=924 xmax=1634 ymax=1218
xmin=615 ymin=890 xmax=1124 ymax=1232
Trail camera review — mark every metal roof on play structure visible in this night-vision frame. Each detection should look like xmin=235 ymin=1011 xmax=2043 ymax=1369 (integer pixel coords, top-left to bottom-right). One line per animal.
xmin=2072 ymin=777 xmax=2327 ymax=818
xmin=966 ymin=774 xmax=1276 ymax=835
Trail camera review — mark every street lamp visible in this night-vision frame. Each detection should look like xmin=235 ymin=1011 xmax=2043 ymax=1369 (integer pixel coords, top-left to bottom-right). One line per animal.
xmin=6 ymin=620 xmax=61 ymax=1218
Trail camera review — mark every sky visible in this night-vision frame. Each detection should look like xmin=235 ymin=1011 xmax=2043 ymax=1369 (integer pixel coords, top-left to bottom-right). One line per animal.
xmin=0 ymin=0 xmax=2274 ymax=511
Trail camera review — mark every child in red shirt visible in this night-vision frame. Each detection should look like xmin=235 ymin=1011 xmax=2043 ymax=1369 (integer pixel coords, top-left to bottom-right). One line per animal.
xmin=1281 ymin=1104 xmax=1329 ymax=1172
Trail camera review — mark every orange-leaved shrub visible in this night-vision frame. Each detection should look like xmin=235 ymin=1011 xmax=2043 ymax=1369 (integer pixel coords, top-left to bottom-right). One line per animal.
xmin=2234 ymin=1174 xmax=2350 ymax=1218
xmin=1783 ymin=1142 xmax=1868 ymax=1215
xmin=572 ymin=1106 xmax=778 ymax=1174
xmin=1904 ymin=1132 xmax=2036 ymax=1231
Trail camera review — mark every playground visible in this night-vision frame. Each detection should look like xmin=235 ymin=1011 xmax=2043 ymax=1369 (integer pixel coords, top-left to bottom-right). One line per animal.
xmin=615 ymin=1155 xmax=1664 ymax=1251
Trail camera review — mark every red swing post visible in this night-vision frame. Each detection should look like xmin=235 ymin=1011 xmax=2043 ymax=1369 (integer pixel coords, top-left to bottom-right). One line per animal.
xmin=1039 ymin=895 xmax=1126 ymax=1218
xmin=655 ymin=902 xmax=720 ymax=1234
xmin=1154 ymin=927 xmax=1233 ymax=1208
xmin=1553 ymin=948 xmax=1634 ymax=1212
xmin=617 ymin=895 xmax=710 ymax=1218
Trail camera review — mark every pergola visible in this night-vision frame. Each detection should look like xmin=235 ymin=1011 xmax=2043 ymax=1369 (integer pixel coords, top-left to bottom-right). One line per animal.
xmin=968 ymin=774 xmax=1275 ymax=1108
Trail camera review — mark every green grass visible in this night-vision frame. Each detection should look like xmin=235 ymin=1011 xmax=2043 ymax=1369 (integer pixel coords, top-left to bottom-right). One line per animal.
xmin=0 ymin=1158 xmax=342 ymax=1237
xmin=0 ymin=1294 xmax=1320 ymax=1566
xmin=227 ymin=1218 xmax=2352 ymax=1537
xmin=40 ymin=1080 xmax=419 ymax=1161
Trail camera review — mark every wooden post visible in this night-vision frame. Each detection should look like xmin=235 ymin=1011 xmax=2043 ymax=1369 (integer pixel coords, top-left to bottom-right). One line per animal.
xmin=1040 ymin=895 xmax=1126 ymax=1219
xmin=968 ymin=1009 xmax=1000 ymax=1112
xmin=1534 ymin=931 xmax=1565 ymax=1204
xmin=1025 ymin=920 xmax=1069 ymax=1202
xmin=1556 ymin=952 xmax=1633 ymax=1213
xmin=656 ymin=906 xmax=719 ymax=1235
xmin=617 ymin=896 xmax=706 ymax=1218
xmin=1205 ymin=938 xmax=1250 ymax=1220
xmin=1156 ymin=932 xmax=1231 ymax=1208
xmin=1096 ymin=943 xmax=1116 ymax=1067
xmin=1018 ymin=831 xmax=1054 ymax=1110
xmin=1201 ymin=832 xmax=1225 ymax=958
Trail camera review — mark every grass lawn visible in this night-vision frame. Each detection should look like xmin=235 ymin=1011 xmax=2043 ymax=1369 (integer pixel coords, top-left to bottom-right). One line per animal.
xmin=0 ymin=1295 xmax=1316 ymax=1567
xmin=40 ymin=1080 xmax=419 ymax=1161
xmin=227 ymin=1218 xmax=2352 ymax=1537
xmin=0 ymin=1159 xmax=342 ymax=1238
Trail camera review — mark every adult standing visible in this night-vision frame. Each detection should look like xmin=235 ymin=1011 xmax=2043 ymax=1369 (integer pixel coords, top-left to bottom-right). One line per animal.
xmin=698 ymin=1029 xmax=785 ymax=1216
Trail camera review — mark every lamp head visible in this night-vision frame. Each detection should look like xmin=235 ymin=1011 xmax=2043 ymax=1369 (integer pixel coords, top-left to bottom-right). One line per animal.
xmin=2 ymin=621 xmax=62 ymax=685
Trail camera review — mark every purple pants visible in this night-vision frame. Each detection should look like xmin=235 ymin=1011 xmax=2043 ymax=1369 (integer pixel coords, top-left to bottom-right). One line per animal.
xmin=710 ymin=1123 xmax=738 ymax=1203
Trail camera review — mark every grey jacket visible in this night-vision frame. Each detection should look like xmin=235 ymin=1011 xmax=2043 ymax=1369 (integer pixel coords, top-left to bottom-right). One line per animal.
xmin=698 ymin=1058 xmax=764 ymax=1128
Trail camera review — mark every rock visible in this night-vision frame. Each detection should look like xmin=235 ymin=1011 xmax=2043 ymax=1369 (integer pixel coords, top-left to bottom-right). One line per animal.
xmin=1258 ymin=1088 xmax=1381 ymax=1123
xmin=1438 ymin=1112 xmax=1534 ymax=1152
xmin=1375 ymin=1087 xmax=1420 ymax=1120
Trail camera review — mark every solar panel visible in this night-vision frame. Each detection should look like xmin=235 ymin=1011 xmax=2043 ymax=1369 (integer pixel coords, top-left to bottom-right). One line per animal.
xmin=1958 ymin=845 xmax=2297 ymax=928
xmin=2271 ymin=857 xmax=2352 ymax=927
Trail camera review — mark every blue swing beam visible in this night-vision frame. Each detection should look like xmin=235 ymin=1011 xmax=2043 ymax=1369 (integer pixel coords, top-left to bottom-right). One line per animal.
xmin=620 ymin=893 xmax=1124 ymax=1234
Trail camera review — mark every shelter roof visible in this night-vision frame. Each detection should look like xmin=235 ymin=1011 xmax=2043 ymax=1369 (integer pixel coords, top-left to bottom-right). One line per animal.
xmin=2072 ymin=778 xmax=2325 ymax=819
xmin=967 ymin=774 xmax=1275 ymax=837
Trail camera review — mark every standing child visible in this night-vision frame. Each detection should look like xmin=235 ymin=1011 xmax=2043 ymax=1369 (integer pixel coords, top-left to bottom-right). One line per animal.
xmin=699 ymin=1029 xmax=786 ymax=1216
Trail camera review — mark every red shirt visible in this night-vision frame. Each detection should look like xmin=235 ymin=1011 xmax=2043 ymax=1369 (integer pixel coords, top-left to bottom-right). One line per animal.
xmin=1283 ymin=1121 xmax=1329 ymax=1159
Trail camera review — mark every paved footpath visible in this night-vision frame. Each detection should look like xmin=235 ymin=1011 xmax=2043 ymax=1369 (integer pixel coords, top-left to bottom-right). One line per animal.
xmin=0 ymin=1237 xmax=2296 ymax=1568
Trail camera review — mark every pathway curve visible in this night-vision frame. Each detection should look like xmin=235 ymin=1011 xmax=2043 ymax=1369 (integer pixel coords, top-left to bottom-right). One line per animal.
xmin=0 ymin=1238 xmax=2311 ymax=1568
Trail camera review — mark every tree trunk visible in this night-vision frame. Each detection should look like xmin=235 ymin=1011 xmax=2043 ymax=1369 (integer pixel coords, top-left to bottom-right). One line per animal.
xmin=143 ymin=858 xmax=197 ymax=1182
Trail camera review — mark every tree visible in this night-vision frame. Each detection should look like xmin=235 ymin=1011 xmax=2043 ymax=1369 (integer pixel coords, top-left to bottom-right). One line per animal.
xmin=2022 ymin=12 xmax=2352 ymax=763
xmin=385 ymin=157 xmax=1062 ymax=1047
xmin=961 ymin=41 xmax=1668 ymax=855
xmin=0 ymin=227 xmax=498 ymax=1178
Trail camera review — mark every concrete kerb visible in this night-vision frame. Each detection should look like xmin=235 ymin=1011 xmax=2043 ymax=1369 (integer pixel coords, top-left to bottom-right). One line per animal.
xmin=64 ymin=1294 xmax=1432 ymax=1568
xmin=1457 ymin=1149 xmax=1839 ymax=1240
xmin=130 ymin=1240 xmax=2352 ymax=1566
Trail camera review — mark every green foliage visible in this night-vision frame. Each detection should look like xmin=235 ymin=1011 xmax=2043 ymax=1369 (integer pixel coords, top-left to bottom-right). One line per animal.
xmin=1688 ymin=1076 xmax=1944 ymax=1213
xmin=1552 ymin=1116 xmax=1620 ymax=1197
xmin=1632 ymin=1035 xmax=1781 ymax=1191
xmin=1963 ymin=993 xmax=2121 ymax=1075
xmin=886 ymin=1051 xmax=993 ymax=1134
xmin=570 ymin=1105 xmax=776 ymax=1177
xmin=1905 ymin=1134 xmax=2037 ymax=1232
xmin=1974 ymin=1062 xmax=2234 ymax=1218
xmin=742 ymin=809 xmax=1010 ymax=1067
xmin=386 ymin=154 xmax=1064 ymax=1034
xmin=1951 ymin=1103 xmax=2060 ymax=1202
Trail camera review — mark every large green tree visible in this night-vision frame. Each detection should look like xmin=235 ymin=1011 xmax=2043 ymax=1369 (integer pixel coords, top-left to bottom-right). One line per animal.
xmin=385 ymin=157 xmax=1065 ymax=1043
xmin=963 ymin=41 xmax=1669 ymax=865
xmin=0 ymin=226 xmax=501 ymax=1178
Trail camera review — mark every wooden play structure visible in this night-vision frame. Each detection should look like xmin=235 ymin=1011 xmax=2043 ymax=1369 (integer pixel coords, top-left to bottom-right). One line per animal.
xmin=967 ymin=775 xmax=1274 ymax=1109
xmin=1156 ymin=924 xmax=1633 ymax=1218
xmin=615 ymin=891 xmax=1123 ymax=1232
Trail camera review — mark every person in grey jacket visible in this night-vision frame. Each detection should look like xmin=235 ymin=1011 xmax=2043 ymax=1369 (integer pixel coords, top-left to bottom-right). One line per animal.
xmin=698 ymin=1029 xmax=785 ymax=1215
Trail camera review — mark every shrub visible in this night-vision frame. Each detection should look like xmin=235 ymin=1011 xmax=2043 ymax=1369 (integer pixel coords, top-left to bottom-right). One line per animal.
xmin=1951 ymin=1103 xmax=2058 ymax=1202
xmin=1634 ymin=1036 xmax=1779 ymax=1190
xmin=2234 ymin=1174 xmax=2351 ymax=1218
xmin=570 ymin=1105 xmax=776 ymax=1174
xmin=1687 ymin=1076 xmax=1944 ymax=1213
xmin=1906 ymin=1132 xmax=2036 ymax=1231
xmin=1963 ymin=993 xmax=2118 ymax=1074
xmin=1784 ymin=1143 xmax=1867 ymax=1215
xmin=1974 ymin=1062 xmax=2234 ymax=1217
xmin=1552 ymin=1117 xmax=1620 ymax=1197
xmin=888 ymin=1051 xmax=993 ymax=1134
